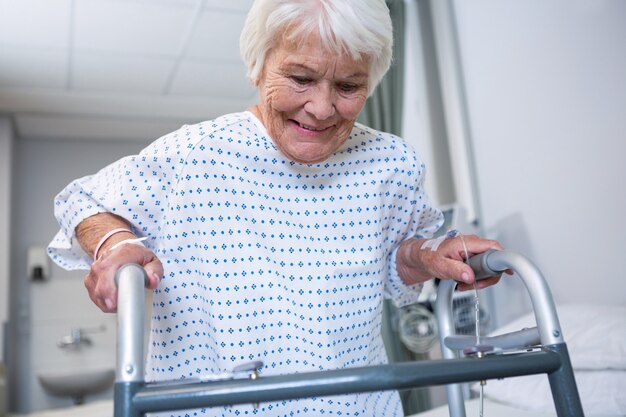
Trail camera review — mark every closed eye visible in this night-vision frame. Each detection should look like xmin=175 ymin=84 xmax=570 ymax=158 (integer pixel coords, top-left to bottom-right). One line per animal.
xmin=338 ymin=83 xmax=359 ymax=92
xmin=291 ymin=76 xmax=312 ymax=85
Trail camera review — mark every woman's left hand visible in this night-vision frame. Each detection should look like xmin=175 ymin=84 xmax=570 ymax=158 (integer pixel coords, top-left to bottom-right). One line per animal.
xmin=395 ymin=234 xmax=510 ymax=291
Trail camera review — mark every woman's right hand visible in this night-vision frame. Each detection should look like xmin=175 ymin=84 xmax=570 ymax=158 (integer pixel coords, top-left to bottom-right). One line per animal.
xmin=85 ymin=243 xmax=162 ymax=313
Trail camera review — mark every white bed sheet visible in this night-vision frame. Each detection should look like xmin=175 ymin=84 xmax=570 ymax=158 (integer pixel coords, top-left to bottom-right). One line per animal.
xmin=408 ymin=397 xmax=622 ymax=417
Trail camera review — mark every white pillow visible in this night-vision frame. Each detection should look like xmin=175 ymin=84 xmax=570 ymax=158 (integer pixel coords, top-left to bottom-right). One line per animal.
xmin=489 ymin=303 xmax=626 ymax=370
xmin=476 ymin=370 xmax=626 ymax=416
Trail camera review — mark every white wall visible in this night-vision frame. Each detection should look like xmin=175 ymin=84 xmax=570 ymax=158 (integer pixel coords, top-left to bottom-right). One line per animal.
xmin=451 ymin=0 xmax=626 ymax=319
xmin=10 ymin=137 xmax=149 ymax=413
xmin=402 ymin=0 xmax=455 ymax=207
xmin=0 ymin=118 xmax=13 ymax=365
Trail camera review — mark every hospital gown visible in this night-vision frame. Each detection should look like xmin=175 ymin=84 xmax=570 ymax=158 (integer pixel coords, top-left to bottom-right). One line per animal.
xmin=48 ymin=111 xmax=443 ymax=417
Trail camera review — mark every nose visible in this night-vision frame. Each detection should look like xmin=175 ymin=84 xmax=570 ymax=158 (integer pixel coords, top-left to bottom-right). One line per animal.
xmin=304 ymin=84 xmax=336 ymax=120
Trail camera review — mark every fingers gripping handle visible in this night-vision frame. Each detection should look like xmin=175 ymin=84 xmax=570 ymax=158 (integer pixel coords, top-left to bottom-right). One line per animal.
xmin=115 ymin=264 xmax=148 ymax=383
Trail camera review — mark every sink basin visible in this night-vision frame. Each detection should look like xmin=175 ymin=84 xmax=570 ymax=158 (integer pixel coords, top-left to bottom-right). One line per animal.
xmin=38 ymin=366 xmax=115 ymax=403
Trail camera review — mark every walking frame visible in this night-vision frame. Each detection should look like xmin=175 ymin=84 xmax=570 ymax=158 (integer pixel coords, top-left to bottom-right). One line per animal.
xmin=114 ymin=249 xmax=584 ymax=416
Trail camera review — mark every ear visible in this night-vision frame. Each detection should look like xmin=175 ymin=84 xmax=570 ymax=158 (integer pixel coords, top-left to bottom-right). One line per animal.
xmin=253 ymin=61 xmax=268 ymax=88
xmin=253 ymin=67 xmax=267 ymax=89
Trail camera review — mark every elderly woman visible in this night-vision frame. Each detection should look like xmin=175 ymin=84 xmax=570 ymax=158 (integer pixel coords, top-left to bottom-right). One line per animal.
xmin=49 ymin=0 xmax=502 ymax=416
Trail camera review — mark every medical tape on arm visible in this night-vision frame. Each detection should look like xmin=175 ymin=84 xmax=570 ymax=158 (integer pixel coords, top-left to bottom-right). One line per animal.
xmin=420 ymin=229 xmax=462 ymax=252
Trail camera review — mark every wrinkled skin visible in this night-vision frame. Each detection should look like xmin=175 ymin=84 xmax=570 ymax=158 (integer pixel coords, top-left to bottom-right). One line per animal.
xmin=85 ymin=242 xmax=162 ymax=312
xmin=249 ymin=31 xmax=369 ymax=164
xmin=396 ymin=234 xmax=509 ymax=291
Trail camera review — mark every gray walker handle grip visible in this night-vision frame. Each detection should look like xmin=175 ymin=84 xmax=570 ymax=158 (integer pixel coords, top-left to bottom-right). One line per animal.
xmin=436 ymin=249 xmax=575 ymax=417
xmin=461 ymin=249 xmax=563 ymax=346
xmin=467 ymin=249 xmax=501 ymax=280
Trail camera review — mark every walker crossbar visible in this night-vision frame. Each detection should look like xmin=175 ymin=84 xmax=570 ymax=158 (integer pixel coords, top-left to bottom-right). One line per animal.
xmin=117 ymin=352 xmax=560 ymax=415
xmin=114 ymin=251 xmax=584 ymax=417
xmin=444 ymin=327 xmax=540 ymax=351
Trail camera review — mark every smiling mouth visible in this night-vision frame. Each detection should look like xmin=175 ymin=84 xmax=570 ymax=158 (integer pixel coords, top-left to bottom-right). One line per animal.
xmin=294 ymin=120 xmax=329 ymax=132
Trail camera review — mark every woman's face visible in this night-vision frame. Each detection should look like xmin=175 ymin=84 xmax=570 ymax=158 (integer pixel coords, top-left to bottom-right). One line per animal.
xmin=252 ymin=32 xmax=370 ymax=164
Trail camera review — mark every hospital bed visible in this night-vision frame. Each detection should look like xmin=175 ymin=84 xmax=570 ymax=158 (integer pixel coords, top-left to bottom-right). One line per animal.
xmin=409 ymin=300 xmax=626 ymax=417
xmin=111 ymin=249 xmax=588 ymax=417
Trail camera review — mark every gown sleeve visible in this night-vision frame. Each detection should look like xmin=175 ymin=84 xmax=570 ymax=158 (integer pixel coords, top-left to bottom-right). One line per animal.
xmin=383 ymin=140 xmax=443 ymax=307
xmin=47 ymin=129 xmax=185 ymax=270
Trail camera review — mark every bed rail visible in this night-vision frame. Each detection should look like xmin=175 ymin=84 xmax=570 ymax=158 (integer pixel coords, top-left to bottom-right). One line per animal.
xmin=114 ymin=251 xmax=584 ymax=417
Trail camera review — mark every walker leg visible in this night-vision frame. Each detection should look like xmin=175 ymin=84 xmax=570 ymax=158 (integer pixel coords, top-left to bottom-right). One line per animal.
xmin=546 ymin=343 xmax=584 ymax=417
xmin=114 ymin=381 xmax=143 ymax=417
xmin=445 ymin=382 xmax=467 ymax=417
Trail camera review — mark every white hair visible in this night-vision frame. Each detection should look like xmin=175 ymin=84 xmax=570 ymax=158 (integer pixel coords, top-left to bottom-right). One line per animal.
xmin=240 ymin=0 xmax=393 ymax=95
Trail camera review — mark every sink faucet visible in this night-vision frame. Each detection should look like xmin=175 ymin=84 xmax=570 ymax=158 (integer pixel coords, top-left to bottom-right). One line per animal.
xmin=57 ymin=325 xmax=105 ymax=349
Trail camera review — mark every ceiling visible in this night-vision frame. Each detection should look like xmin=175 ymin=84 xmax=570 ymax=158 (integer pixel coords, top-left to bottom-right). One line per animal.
xmin=0 ymin=0 xmax=258 ymax=141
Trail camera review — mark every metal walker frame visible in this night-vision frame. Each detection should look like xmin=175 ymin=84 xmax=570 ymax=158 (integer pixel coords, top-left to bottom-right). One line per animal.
xmin=114 ymin=250 xmax=584 ymax=416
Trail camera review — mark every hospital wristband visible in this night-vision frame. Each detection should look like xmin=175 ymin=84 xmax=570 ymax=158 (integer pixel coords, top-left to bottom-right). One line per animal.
xmin=109 ymin=237 xmax=148 ymax=252
xmin=93 ymin=228 xmax=134 ymax=261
